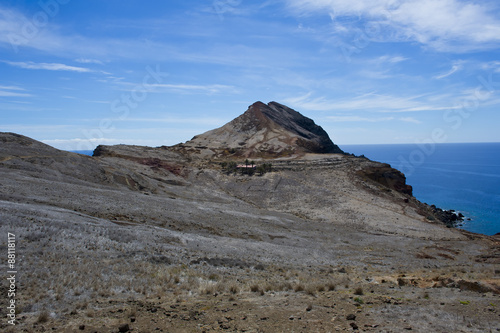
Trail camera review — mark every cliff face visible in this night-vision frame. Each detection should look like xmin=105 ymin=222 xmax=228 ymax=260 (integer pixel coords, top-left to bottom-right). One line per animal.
xmin=179 ymin=101 xmax=343 ymax=157
xmin=357 ymin=162 xmax=413 ymax=196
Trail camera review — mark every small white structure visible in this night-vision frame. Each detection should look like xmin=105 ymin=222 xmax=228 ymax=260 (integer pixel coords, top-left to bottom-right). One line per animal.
xmin=236 ymin=164 xmax=256 ymax=169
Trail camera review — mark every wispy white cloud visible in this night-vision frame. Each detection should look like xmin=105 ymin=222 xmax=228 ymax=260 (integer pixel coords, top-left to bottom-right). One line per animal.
xmin=119 ymin=116 xmax=227 ymax=126
xmin=456 ymin=87 xmax=500 ymax=108
xmin=327 ymin=115 xmax=394 ymax=122
xmin=132 ymin=83 xmax=238 ymax=95
xmin=0 ymin=124 xmax=77 ymax=133
xmin=0 ymin=85 xmax=24 ymax=91
xmin=0 ymin=91 xmax=31 ymax=97
xmin=3 ymin=61 xmax=92 ymax=72
xmin=151 ymin=83 xmax=231 ymax=92
xmin=357 ymin=69 xmax=393 ymax=80
xmin=0 ymin=4 xmax=306 ymax=70
xmin=0 ymin=7 xmax=69 ymax=53
xmin=286 ymin=0 xmax=500 ymax=51
xmin=75 ymin=58 xmax=104 ymax=65
xmin=326 ymin=114 xmax=422 ymax=124
xmin=284 ymin=91 xmax=459 ymax=113
xmin=399 ymin=117 xmax=422 ymax=124
xmin=398 ymin=105 xmax=460 ymax=112
xmin=42 ymin=137 xmax=125 ymax=144
xmin=375 ymin=55 xmax=408 ymax=64
xmin=62 ymin=96 xmax=110 ymax=104
xmin=0 ymin=85 xmax=31 ymax=97
xmin=434 ymin=63 xmax=464 ymax=79
xmin=478 ymin=61 xmax=500 ymax=73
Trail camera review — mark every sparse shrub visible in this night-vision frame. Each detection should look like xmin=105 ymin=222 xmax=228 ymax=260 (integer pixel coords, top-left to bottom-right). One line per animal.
xmin=305 ymin=284 xmax=317 ymax=296
xmin=250 ymin=284 xmax=261 ymax=293
xmin=229 ymin=284 xmax=239 ymax=294
xmin=354 ymin=297 xmax=364 ymax=304
xmin=281 ymin=281 xmax=293 ymax=291
xmin=215 ymin=282 xmax=226 ymax=293
xmin=264 ymin=282 xmax=274 ymax=292
xmin=203 ymin=282 xmax=222 ymax=294
xmin=203 ymin=284 xmax=216 ymax=295
xmin=99 ymin=289 xmax=111 ymax=297
xmin=185 ymin=276 xmax=200 ymax=291
xmin=354 ymin=287 xmax=364 ymax=296
xmin=78 ymin=301 xmax=88 ymax=310
xmin=254 ymin=264 xmax=265 ymax=271
xmin=326 ymin=281 xmax=336 ymax=291
xmin=37 ymin=310 xmax=49 ymax=323
xmin=294 ymin=283 xmax=305 ymax=292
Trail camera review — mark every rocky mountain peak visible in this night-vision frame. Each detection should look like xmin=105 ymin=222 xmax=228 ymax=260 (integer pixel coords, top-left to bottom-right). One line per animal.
xmin=182 ymin=101 xmax=343 ymax=157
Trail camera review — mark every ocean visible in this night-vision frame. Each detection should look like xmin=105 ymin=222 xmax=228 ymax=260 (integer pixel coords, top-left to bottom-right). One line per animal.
xmin=72 ymin=143 xmax=500 ymax=236
xmin=341 ymin=143 xmax=500 ymax=236
xmin=72 ymin=150 xmax=94 ymax=156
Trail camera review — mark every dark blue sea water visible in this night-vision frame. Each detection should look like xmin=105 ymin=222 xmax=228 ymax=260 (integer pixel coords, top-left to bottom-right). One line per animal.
xmin=71 ymin=150 xmax=94 ymax=156
xmin=340 ymin=143 xmax=500 ymax=236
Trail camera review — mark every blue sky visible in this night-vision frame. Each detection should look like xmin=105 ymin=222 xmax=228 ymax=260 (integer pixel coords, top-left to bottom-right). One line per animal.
xmin=1 ymin=0 xmax=500 ymax=150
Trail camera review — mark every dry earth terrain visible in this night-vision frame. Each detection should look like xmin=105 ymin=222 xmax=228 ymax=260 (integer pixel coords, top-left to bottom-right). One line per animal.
xmin=0 ymin=103 xmax=499 ymax=332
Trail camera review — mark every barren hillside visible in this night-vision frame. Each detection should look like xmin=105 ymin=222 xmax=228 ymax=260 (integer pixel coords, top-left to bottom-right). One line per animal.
xmin=0 ymin=102 xmax=499 ymax=332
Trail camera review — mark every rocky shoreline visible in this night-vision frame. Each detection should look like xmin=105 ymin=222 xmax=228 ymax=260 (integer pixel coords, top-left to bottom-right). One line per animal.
xmin=428 ymin=204 xmax=466 ymax=228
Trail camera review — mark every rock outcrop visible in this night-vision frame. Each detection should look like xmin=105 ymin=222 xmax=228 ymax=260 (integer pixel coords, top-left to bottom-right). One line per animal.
xmin=178 ymin=101 xmax=343 ymax=158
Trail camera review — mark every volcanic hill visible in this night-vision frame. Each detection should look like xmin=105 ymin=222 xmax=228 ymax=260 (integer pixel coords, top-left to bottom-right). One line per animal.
xmin=175 ymin=101 xmax=343 ymax=158
xmin=1 ymin=102 xmax=499 ymax=332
